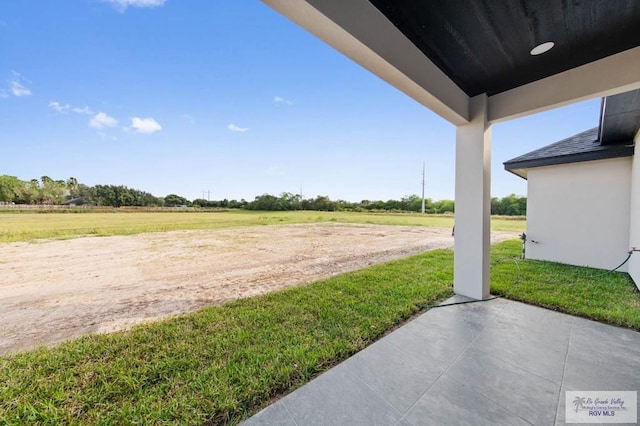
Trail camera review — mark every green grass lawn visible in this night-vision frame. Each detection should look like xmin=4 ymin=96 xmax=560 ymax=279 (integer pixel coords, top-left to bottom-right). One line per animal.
xmin=0 ymin=210 xmax=524 ymax=243
xmin=0 ymin=249 xmax=456 ymax=425
xmin=491 ymin=240 xmax=640 ymax=330
xmin=1 ymin=240 xmax=638 ymax=425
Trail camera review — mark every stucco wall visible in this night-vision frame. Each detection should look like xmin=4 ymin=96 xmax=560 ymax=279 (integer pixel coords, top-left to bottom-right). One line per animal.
xmin=526 ymin=157 xmax=632 ymax=272
xmin=628 ymin=133 xmax=640 ymax=289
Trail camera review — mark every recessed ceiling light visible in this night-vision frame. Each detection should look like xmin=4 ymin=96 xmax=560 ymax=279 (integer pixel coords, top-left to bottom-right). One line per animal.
xmin=530 ymin=41 xmax=555 ymax=56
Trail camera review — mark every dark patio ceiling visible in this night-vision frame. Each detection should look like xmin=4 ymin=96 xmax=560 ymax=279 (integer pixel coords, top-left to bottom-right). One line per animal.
xmin=368 ymin=0 xmax=640 ymax=97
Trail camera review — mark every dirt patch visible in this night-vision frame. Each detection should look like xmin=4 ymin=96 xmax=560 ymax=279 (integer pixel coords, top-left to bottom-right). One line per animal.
xmin=0 ymin=223 xmax=517 ymax=354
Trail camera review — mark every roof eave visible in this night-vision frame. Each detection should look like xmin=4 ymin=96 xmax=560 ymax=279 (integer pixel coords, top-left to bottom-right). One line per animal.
xmin=505 ymin=168 xmax=528 ymax=180
xmin=503 ymin=144 xmax=635 ymax=174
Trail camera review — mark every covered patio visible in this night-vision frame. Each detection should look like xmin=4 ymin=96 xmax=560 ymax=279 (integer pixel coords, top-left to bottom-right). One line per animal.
xmin=259 ymin=0 xmax=640 ymax=297
xmin=244 ymin=296 xmax=640 ymax=425
xmin=246 ymin=1 xmax=640 ymax=424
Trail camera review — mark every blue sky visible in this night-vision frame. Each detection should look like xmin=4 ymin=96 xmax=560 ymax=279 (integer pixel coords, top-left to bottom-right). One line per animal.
xmin=0 ymin=0 xmax=601 ymax=202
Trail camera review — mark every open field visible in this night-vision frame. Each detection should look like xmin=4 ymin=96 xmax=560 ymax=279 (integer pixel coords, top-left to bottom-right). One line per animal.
xmin=0 ymin=211 xmax=529 ymax=423
xmin=1 ymin=240 xmax=638 ymax=425
xmin=0 ymin=223 xmax=518 ymax=355
xmin=0 ymin=210 xmax=525 ymax=242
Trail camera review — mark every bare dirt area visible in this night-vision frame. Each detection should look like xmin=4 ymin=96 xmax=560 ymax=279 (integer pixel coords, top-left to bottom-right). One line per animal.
xmin=0 ymin=223 xmax=517 ymax=355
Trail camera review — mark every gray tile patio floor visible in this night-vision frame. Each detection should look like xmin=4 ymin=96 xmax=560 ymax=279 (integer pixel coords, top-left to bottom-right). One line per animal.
xmin=242 ymin=296 xmax=640 ymax=426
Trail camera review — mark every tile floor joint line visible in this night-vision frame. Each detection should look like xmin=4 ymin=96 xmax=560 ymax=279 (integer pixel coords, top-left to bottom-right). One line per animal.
xmin=473 ymin=337 xmax=565 ymax=386
xmin=281 ymin=399 xmax=299 ymax=426
xmin=394 ymin=415 xmax=415 ymax=426
xmin=553 ymin=316 xmax=575 ymax=426
xmin=444 ymin=372 xmax=535 ymax=425
xmin=480 ymin=301 xmax=575 ymax=387
xmin=443 ymin=314 xmax=562 ymax=426
xmin=381 ymin=328 xmax=447 ymax=369
xmin=401 ymin=304 xmax=491 ymax=415
xmin=343 ymin=361 xmax=406 ymax=417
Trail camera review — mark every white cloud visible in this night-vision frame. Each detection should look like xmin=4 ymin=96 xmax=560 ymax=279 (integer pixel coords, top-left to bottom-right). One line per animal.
xmin=49 ymin=101 xmax=71 ymax=113
xmin=274 ymin=96 xmax=292 ymax=105
xmin=89 ymin=112 xmax=119 ymax=129
xmin=130 ymin=117 xmax=162 ymax=134
xmin=50 ymin=101 xmax=94 ymax=117
xmin=8 ymin=72 xmax=31 ymax=97
xmin=104 ymin=0 xmax=166 ymax=11
xmin=72 ymin=105 xmax=94 ymax=115
xmin=11 ymin=81 xmax=31 ymax=97
xmin=54 ymin=105 xmax=160 ymax=135
xmin=51 ymin=103 xmax=161 ymax=135
xmin=227 ymin=123 xmax=248 ymax=132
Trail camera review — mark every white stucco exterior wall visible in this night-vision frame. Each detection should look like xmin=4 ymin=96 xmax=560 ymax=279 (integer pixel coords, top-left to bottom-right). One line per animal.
xmin=526 ymin=157 xmax=632 ymax=272
xmin=628 ymin=132 xmax=640 ymax=289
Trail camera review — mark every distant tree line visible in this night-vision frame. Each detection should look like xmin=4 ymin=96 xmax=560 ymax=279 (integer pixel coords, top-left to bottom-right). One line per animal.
xmin=0 ymin=175 xmax=169 ymax=207
xmin=490 ymin=193 xmax=527 ymax=216
xmin=0 ymin=175 xmax=526 ymax=215
xmin=198 ymin=192 xmax=526 ymax=215
xmin=237 ymin=193 xmax=457 ymax=213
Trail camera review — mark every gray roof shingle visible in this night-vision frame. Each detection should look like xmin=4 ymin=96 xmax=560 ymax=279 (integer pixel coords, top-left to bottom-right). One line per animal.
xmin=504 ymin=90 xmax=640 ymax=179
xmin=503 ymin=127 xmax=634 ymax=179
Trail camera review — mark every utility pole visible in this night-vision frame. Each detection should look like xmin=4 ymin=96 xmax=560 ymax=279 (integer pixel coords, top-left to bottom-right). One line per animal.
xmin=421 ymin=162 xmax=426 ymax=214
xmin=207 ymin=190 xmax=210 ymax=201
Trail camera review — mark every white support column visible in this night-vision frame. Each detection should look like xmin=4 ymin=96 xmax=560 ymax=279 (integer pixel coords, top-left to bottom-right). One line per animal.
xmin=454 ymin=95 xmax=492 ymax=300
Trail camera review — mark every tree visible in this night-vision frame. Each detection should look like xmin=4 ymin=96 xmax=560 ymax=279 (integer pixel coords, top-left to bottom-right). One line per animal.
xmin=248 ymin=194 xmax=281 ymax=210
xmin=228 ymin=199 xmax=243 ymax=209
xmin=311 ymin=195 xmax=338 ymax=211
xmin=66 ymin=177 xmax=79 ymax=197
xmin=491 ymin=194 xmax=526 ymax=215
xmin=0 ymin=175 xmax=24 ymax=203
xmin=192 ymin=198 xmax=208 ymax=208
xmin=23 ymin=179 xmax=41 ymax=204
xmin=164 ymin=194 xmax=190 ymax=207
xmin=279 ymin=192 xmax=301 ymax=210
xmin=433 ymin=199 xmax=455 ymax=213
xmin=74 ymin=184 xmax=95 ymax=204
